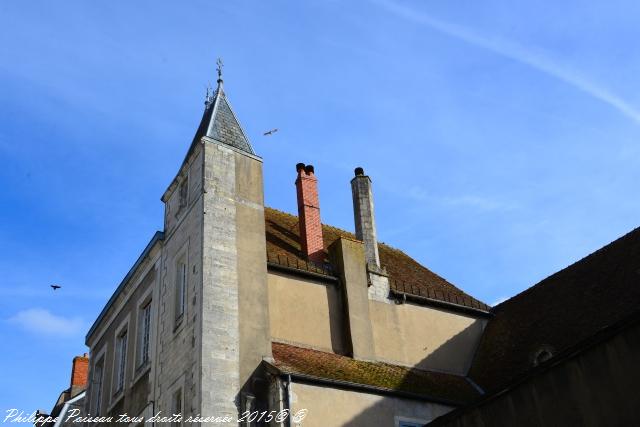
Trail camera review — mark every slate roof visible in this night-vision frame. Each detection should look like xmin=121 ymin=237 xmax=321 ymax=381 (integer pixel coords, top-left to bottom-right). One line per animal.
xmin=468 ymin=226 xmax=640 ymax=393
xmin=271 ymin=341 xmax=481 ymax=405
xmin=264 ymin=207 xmax=490 ymax=313
xmin=193 ymin=84 xmax=255 ymax=155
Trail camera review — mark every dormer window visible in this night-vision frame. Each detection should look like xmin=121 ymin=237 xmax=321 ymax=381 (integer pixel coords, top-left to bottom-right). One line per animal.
xmin=533 ymin=347 xmax=554 ymax=366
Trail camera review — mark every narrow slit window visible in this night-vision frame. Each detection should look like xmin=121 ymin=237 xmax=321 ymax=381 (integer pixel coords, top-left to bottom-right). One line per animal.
xmin=172 ymin=388 xmax=183 ymax=426
xmin=175 ymin=259 xmax=187 ymax=321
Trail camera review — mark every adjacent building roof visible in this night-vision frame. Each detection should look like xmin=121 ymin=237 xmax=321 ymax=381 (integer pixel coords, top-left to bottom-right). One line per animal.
xmin=270 ymin=342 xmax=481 ymax=405
xmin=469 ymin=226 xmax=640 ymax=393
xmin=264 ymin=207 xmax=490 ymax=313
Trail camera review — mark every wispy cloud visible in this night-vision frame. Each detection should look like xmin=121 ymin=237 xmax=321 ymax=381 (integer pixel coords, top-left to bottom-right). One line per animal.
xmin=7 ymin=308 xmax=85 ymax=337
xmin=440 ymin=195 xmax=518 ymax=212
xmin=375 ymin=0 xmax=640 ymax=124
xmin=408 ymin=186 xmax=517 ymax=212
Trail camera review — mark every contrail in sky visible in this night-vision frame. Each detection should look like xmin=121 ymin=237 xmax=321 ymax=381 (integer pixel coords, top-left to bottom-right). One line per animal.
xmin=375 ymin=0 xmax=640 ymax=125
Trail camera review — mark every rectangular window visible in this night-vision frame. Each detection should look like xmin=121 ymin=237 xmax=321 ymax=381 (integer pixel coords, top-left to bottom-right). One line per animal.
xmin=175 ymin=259 xmax=187 ymax=321
xmin=138 ymin=301 xmax=152 ymax=368
xmin=92 ymin=358 xmax=104 ymax=415
xmin=179 ymin=179 xmax=188 ymax=208
xmin=399 ymin=420 xmax=425 ymax=427
xmin=115 ymin=330 xmax=128 ymax=393
xmin=172 ymin=388 xmax=183 ymax=426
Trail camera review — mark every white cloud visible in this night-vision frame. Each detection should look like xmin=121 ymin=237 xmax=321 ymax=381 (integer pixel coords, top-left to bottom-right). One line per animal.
xmin=374 ymin=0 xmax=640 ymax=125
xmin=8 ymin=308 xmax=85 ymax=337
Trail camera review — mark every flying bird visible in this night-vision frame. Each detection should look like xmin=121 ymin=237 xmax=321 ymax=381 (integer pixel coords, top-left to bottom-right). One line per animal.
xmin=51 ymin=285 xmax=61 ymax=291
xmin=263 ymin=128 xmax=278 ymax=136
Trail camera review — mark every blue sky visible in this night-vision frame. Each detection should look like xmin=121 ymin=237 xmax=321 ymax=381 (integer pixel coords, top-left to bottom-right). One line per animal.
xmin=2 ymin=0 xmax=640 ymax=413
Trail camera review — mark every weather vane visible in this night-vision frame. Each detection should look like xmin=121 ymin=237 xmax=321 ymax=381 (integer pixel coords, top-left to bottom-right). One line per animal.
xmin=216 ymin=57 xmax=224 ymax=82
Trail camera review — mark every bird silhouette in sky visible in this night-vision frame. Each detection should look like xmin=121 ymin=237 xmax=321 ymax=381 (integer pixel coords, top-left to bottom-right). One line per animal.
xmin=51 ymin=285 xmax=61 ymax=291
xmin=263 ymin=128 xmax=278 ymax=136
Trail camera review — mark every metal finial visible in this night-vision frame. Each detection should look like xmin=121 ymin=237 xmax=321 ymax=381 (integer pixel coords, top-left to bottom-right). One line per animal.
xmin=205 ymin=83 xmax=213 ymax=106
xmin=216 ymin=57 xmax=224 ymax=83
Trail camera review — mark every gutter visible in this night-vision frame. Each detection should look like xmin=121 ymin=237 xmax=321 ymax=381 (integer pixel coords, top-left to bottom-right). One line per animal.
xmin=85 ymin=231 xmax=164 ymax=344
xmin=262 ymin=363 xmax=467 ymax=408
xmin=267 ymin=262 xmax=338 ymax=284
xmin=285 ymin=374 xmax=292 ymax=427
xmin=390 ymin=290 xmax=493 ymax=318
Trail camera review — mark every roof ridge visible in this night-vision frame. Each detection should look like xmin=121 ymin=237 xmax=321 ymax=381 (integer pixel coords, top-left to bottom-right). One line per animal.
xmin=493 ymin=225 xmax=640 ymax=311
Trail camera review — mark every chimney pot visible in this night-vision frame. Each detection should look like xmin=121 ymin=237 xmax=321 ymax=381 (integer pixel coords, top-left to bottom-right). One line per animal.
xmin=304 ymin=164 xmax=315 ymax=174
xmin=296 ymin=163 xmax=306 ymax=172
xmin=354 ymin=167 xmax=364 ymax=176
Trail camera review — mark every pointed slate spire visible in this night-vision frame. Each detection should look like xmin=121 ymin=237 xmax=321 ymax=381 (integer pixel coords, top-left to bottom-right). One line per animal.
xmin=192 ymin=59 xmax=255 ymax=155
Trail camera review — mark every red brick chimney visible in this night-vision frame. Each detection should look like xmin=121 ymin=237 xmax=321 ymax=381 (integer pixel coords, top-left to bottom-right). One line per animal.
xmin=295 ymin=163 xmax=324 ymax=264
xmin=70 ymin=353 xmax=89 ymax=395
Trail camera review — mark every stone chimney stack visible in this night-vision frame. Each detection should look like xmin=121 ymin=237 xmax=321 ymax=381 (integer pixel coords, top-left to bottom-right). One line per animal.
xmin=351 ymin=167 xmax=381 ymax=269
xmin=70 ymin=353 xmax=89 ymax=396
xmin=295 ymin=163 xmax=324 ymax=264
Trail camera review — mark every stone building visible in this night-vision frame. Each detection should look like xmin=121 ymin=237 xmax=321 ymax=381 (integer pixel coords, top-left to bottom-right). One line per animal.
xmin=37 ymin=354 xmax=88 ymax=427
xmin=80 ymin=72 xmax=639 ymax=426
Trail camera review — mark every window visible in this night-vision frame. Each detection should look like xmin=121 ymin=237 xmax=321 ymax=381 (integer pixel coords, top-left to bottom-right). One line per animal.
xmin=533 ymin=348 xmax=553 ymax=366
xmin=179 ymin=179 xmax=188 ymax=209
xmin=175 ymin=258 xmax=187 ymax=322
xmin=172 ymin=388 xmax=183 ymax=426
xmin=115 ymin=330 xmax=128 ymax=393
xmin=92 ymin=358 xmax=104 ymax=415
xmin=396 ymin=417 xmax=428 ymax=427
xmin=137 ymin=301 xmax=152 ymax=368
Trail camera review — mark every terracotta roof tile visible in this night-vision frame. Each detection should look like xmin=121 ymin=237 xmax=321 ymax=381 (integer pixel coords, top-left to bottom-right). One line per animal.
xmin=271 ymin=342 xmax=480 ymax=405
xmin=265 ymin=207 xmax=488 ymax=311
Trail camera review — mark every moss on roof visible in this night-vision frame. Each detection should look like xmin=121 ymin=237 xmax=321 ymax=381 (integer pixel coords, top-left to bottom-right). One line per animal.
xmin=265 ymin=207 xmax=488 ymax=311
xmin=271 ymin=342 xmax=480 ymax=405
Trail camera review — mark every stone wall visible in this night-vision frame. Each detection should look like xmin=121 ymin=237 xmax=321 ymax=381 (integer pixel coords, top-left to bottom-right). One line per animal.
xmin=289 ymin=382 xmax=453 ymax=427
xmin=155 ymin=143 xmax=204 ymax=419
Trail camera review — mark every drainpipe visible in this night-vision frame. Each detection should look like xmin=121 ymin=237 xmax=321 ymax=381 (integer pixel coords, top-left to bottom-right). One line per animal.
xmin=285 ymin=374 xmax=292 ymax=427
